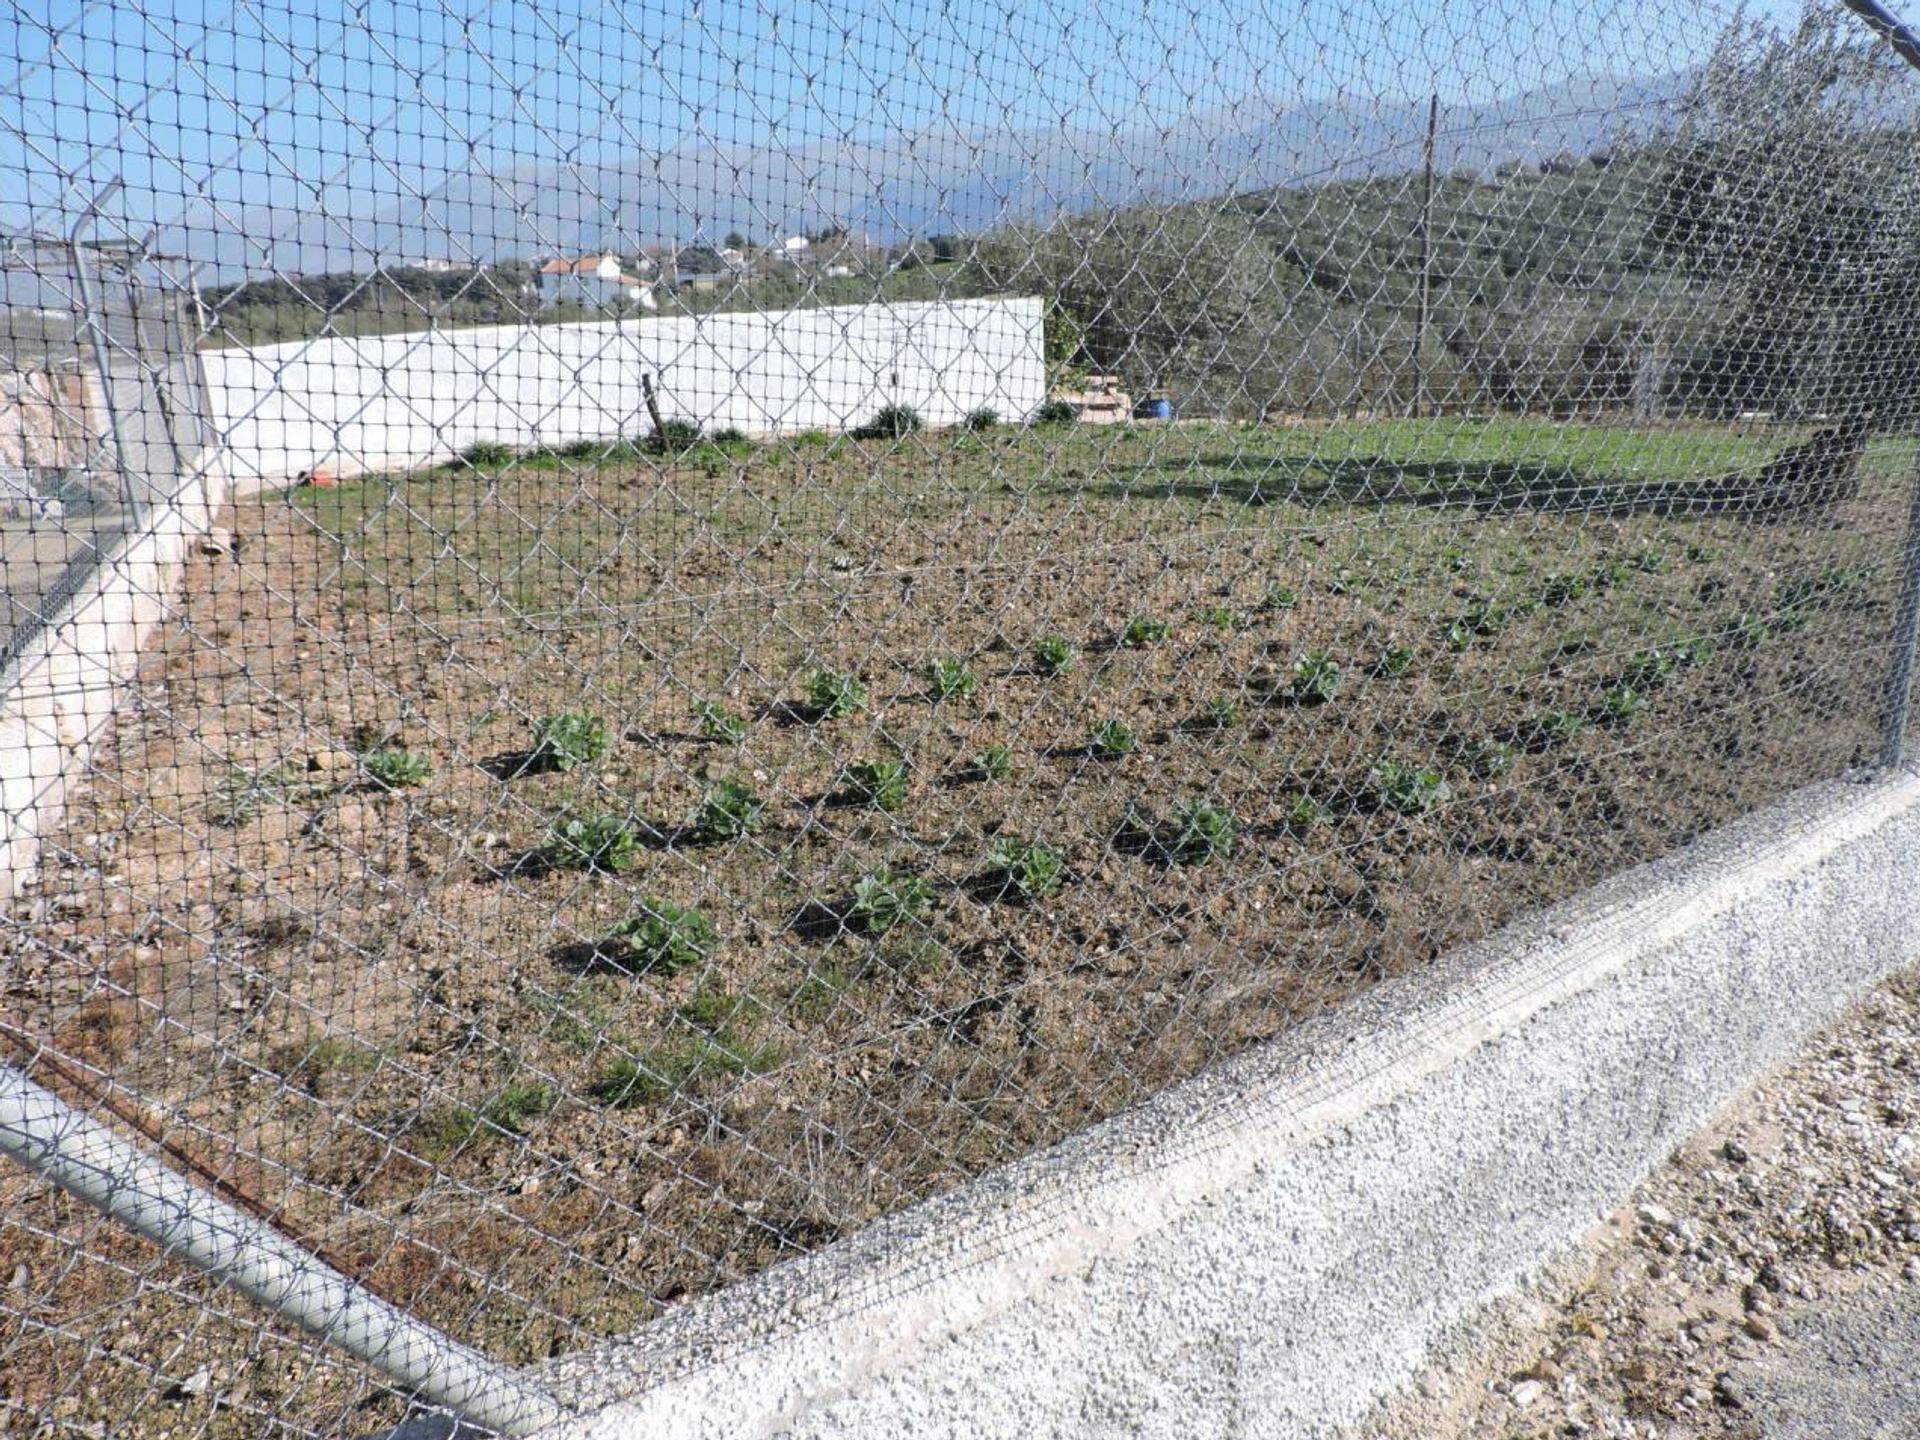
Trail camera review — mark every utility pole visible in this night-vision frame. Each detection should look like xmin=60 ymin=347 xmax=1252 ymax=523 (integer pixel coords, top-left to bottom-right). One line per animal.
xmin=1414 ymin=93 xmax=1439 ymax=419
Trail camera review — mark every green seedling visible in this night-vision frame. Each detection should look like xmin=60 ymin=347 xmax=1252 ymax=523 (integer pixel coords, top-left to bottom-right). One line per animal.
xmin=1684 ymin=542 xmax=1714 ymax=563
xmin=806 ymin=669 xmax=869 ymax=720
xmin=209 ymin=763 xmax=328 ymax=826
xmin=1458 ymin=601 xmax=1508 ymax=637
xmin=540 ymin=814 xmax=641 ymax=873
xmin=843 ymin=758 xmax=910 ymax=810
xmin=1673 ymin=634 xmax=1717 ymax=666
xmin=1541 ymin=572 xmax=1588 ymax=606
xmin=530 ymin=711 xmax=612 ymax=771
xmin=1370 ymin=759 xmax=1450 ymax=816
xmin=589 ymin=1035 xmax=780 ymax=1108
xmin=790 ymin=965 xmax=853 ymax=1022
xmin=1287 ymin=652 xmax=1342 ymax=704
xmin=1168 ymin=801 xmax=1236 ymax=867
xmin=1090 ymin=719 xmax=1138 ymax=758
xmin=1444 ymin=619 xmax=1477 ymax=652
xmin=1199 ymin=697 xmax=1243 ymax=729
xmin=693 ymin=700 xmax=747 ymax=744
xmin=974 ymin=744 xmax=1013 ymax=781
xmin=1286 ymin=791 xmax=1331 ymax=828
xmin=1441 ymin=546 xmax=1474 ymax=574
xmin=359 ymin=747 xmax=430 ymax=789
xmin=1530 ymin=708 xmax=1589 ymax=747
xmin=1371 ymin=645 xmax=1415 ymax=679
xmin=1724 ymin=612 xmax=1771 ymax=650
xmin=1622 ymin=648 xmax=1678 ymax=691
xmin=927 ymin=656 xmax=978 ymax=702
xmin=851 ymin=865 xmax=935 ymax=933
xmin=1258 ymin=583 xmax=1299 ymax=612
xmin=985 ymin=838 xmax=1066 ymax=901
xmin=607 ymin=900 xmax=717 ymax=974
xmin=1634 ymin=546 xmax=1669 ymax=574
xmin=1123 ymin=615 xmax=1170 ymax=648
xmin=1202 ymin=604 xmax=1240 ymax=633
xmin=1590 ymin=559 xmax=1631 ymax=591
xmin=1031 ymin=636 xmax=1079 ymax=675
xmin=691 ymin=776 xmax=766 ymax=840
xmin=422 ymin=1081 xmax=555 ymax=1152
xmin=1465 ymin=739 xmax=1517 ymax=778
xmin=1597 ymin=684 xmax=1647 ymax=726
xmin=1327 ymin=566 xmax=1363 ymax=596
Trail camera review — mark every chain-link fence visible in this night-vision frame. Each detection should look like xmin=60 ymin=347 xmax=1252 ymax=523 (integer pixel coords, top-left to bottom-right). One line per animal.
xmin=5 ymin=0 xmax=1920 ymax=1435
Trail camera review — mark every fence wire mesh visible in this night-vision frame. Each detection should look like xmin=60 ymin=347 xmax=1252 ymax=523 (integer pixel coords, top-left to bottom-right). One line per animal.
xmin=4 ymin=0 xmax=1920 ymax=1435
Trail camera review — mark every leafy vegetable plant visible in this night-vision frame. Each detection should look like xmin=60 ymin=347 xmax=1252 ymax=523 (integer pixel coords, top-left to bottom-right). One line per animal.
xmin=359 ymin=748 xmax=430 ymax=789
xmin=1031 ymin=636 xmax=1079 ymax=675
xmin=1622 ymin=648 xmax=1678 ymax=691
xmin=1465 ymin=739 xmax=1517 ymax=778
xmin=1199 ymin=697 xmax=1242 ymax=729
xmin=691 ymin=776 xmax=767 ymax=840
xmin=851 ymin=865 xmax=935 ymax=933
xmin=692 ymin=700 xmax=747 ymax=744
xmin=843 ymin=758 xmax=910 ymax=810
xmin=1597 ymin=684 xmax=1646 ymax=726
xmin=927 ymin=656 xmax=978 ymax=701
xmin=1123 ymin=615 xmax=1170 ymax=648
xmin=974 ymin=744 xmax=1013 ymax=781
xmin=607 ymin=900 xmax=717 ymax=974
xmin=984 ymin=838 xmax=1066 ymax=901
xmin=806 ymin=669 xmax=869 ymax=720
xmin=1371 ymin=644 xmax=1415 ymax=679
xmin=1168 ymin=800 xmax=1236 ymax=866
xmin=1287 ymin=652 xmax=1342 ymax=703
xmin=1529 ymin=708 xmax=1588 ymax=747
xmin=1285 ymin=791 xmax=1331 ymax=828
xmin=1090 ymin=719 xmax=1138 ymax=758
xmin=1202 ymin=604 xmax=1239 ymax=633
xmin=1370 ymin=759 xmax=1450 ymax=815
xmin=530 ymin=711 xmax=612 ymax=771
xmin=1258 ymin=583 xmax=1298 ymax=612
xmin=540 ymin=814 xmax=641 ymax=872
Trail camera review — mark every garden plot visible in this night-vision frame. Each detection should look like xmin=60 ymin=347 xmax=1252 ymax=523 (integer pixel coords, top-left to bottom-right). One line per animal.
xmin=3 ymin=416 xmax=1911 ymax=1436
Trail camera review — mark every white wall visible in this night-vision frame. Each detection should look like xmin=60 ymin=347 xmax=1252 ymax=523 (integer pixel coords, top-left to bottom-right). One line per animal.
xmin=201 ymin=297 xmax=1046 ymax=486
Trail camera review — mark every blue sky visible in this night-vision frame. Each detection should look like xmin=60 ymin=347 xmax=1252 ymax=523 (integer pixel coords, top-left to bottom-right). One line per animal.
xmin=2 ymin=0 xmax=1807 ymax=253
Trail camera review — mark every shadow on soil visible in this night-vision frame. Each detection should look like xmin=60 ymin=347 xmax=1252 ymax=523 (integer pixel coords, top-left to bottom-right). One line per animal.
xmin=1066 ymin=454 xmax=1826 ymax=520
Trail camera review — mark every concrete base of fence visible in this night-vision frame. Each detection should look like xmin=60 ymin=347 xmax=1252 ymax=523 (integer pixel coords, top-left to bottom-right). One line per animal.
xmin=533 ymin=765 xmax=1920 ymax=1440
xmin=0 ymin=460 xmax=226 ymax=902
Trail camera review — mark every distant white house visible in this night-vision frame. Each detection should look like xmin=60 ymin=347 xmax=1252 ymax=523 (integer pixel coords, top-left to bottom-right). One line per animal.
xmin=536 ymin=254 xmax=657 ymax=310
xmin=777 ymin=235 xmax=811 ymax=255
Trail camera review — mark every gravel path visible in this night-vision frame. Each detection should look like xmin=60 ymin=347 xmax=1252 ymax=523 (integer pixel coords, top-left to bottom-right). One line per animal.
xmin=1381 ymin=966 xmax=1920 ymax=1440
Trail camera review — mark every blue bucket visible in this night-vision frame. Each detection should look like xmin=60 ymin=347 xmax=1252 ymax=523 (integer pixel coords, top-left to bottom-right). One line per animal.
xmin=1135 ymin=397 xmax=1174 ymax=422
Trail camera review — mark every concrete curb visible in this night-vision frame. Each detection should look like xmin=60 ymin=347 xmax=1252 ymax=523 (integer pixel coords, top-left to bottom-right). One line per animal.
xmin=533 ymin=766 xmax=1920 ymax=1440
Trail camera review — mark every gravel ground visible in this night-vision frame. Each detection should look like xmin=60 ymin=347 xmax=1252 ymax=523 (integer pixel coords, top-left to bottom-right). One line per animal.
xmin=1380 ymin=965 xmax=1920 ymax=1440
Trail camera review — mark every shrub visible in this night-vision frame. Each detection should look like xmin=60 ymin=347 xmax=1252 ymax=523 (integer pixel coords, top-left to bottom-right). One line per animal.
xmin=1168 ymin=801 xmax=1236 ymax=867
xmin=711 ymin=426 xmax=750 ymax=448
xmin=854 ymin=404 xmax=924 ymax=439
xmin=1033 ymin=398 xmax=1080 ymax=426
xmin=1597 ymin=683 xmax=1646 ymax=726
xmin=927 ymin=656 xmax=978 ymax=702
xmin=1371 ymin=645 xmax=1415 ymax=679
xmin=692 ymin=700 xmax=747 ymax=744
xmin=843 ymin=758 xmax=910 ymax=810
xmin=1370 ymin=759 xmax=1450 ymax=815
xmin=1258 ymin=583 xmax=1298 ymax=612
xmin=1031 ymin=636 xmax=1078 ymax=676
xmin=1465 ymin=739 xmax=1517 ymax=778
xmin=359 ymin=747 xmax=430 ymax=789
xmin=851 ymin=865 xmax=935 ymax=933
xmin=1090 ymin=718 xmax=1138 ymax=758
xmin=805 ymin=669 xmax=869 ymax=720
xmin=1122 ymin=615 xmax=1170 ymax=648
xmin=607 ymin=901 xmax=717 ymax=974
xmin=460 ymin=439 xmax=516 ymax=467
xmin=530 ymin=711 xmax=612 ymax=771
xmin=962 ymin=407 xmax=1000 ymax=431
xmin=643 ymin=418 xmax=703 ymax=455
xmin=691 ymin=776 xmax=766 ymax=841
xmin=1287 ymin=652 xmax=1342 ymax=704
xmin=540 ymin=814 xmax=641 ymax=872
xmin=974 ymin=743 xmax=1013 ymax=781
xmin=985 ymin=838 xmax=1066 ymax=901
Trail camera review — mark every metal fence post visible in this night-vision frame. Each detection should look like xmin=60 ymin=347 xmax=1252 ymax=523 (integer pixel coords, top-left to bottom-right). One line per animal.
xmin=0 ymin=1067 xmax=564 ymax=1437
xmin=67 ymin=181 xmax=138 ymax=515
xmin=1884 ymin=451 xmax=1920 ymax=767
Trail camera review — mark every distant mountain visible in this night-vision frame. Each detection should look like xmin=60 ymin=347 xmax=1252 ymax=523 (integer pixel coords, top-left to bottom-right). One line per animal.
xmin=162 ymin=71 xmax=1697 ymax=281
